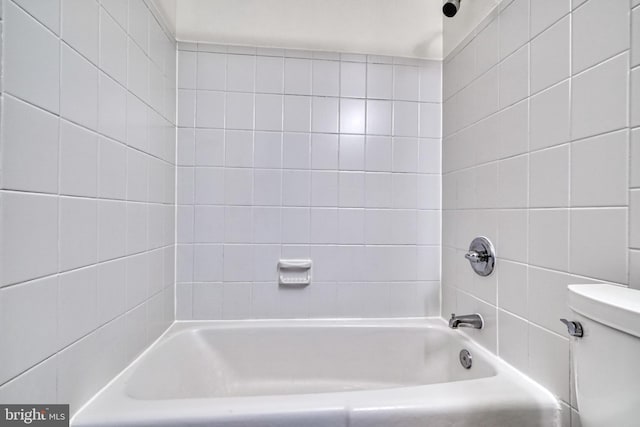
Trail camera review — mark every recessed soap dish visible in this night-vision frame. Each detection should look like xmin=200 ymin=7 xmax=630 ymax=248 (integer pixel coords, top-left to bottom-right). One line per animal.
xmin=278 ymin=259 xmax=312 ymax=286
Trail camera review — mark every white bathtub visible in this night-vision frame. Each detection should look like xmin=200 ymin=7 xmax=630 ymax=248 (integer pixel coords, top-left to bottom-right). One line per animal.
xmin=72 ymin=318 xmax=560 ymax=427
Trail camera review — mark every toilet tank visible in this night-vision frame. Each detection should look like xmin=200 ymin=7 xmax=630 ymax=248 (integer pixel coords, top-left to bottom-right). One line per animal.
xmin=568 ymin=284 xmax=640 ymax=427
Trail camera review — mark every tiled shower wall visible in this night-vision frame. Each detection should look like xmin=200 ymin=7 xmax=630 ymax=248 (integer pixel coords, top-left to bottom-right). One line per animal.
xmin=176 ymin=44 xmax=442 ymax=319
xmin=0 ymin=0 xmax=176 ymax=414
xmin=442 ymin=0 xmax=640 ymax=424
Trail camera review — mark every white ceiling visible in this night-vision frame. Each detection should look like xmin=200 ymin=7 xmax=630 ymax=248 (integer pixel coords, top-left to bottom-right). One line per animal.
xmin=153 ymin=0 xmax=501 ymax=60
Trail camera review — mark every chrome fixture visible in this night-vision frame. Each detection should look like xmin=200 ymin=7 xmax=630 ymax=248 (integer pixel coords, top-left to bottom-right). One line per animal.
xmin=459 ymin=349 xmax=473 ymax=369
xmin=443 ymin=0 xmax=461 ymax=17
xmin=560 ymin=319 xmax=584 ymax=337
xmin=464 ymin=236 xmax=496 ymax=277
xmin=449 ymin=313 xmax=484 ymax=330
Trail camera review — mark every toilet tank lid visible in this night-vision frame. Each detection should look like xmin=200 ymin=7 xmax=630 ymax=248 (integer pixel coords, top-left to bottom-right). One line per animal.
xmin=568 ymin=284 xmax=640 ymax=338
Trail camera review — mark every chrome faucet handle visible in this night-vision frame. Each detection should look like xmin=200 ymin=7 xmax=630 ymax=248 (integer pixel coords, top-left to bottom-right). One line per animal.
xmin=464 ymin=250 xmax=486 ymax=263
xmin=560 ymin=319 xmax=584 ymax=337
xmin=464 ymin=237 xmax=496 ymax=276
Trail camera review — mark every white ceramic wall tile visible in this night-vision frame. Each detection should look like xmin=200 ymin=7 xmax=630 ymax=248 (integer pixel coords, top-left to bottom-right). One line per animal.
xmin=367 ymin=63 xmax=393 ymax=99
xmin=254 ymin=132 xmax=282 ymax=168
xmin=193 ymin=129 xmax=223 ymax=167
xmin=224 ymin=207 xmax=253 ymax=243
xmin=394 ymin=65 xmax=419 ymax=101
xmin=13 ymin=0 xmax=60 ymax=34
xmin=531 ymin=16 xmax=570 ymax=94
xmin=0 ymin=277 xmax=58 ymax=384
xmin=61 ymin=44 xmax=99 ymax=129
xmin=339 ymin=135 xmax=365 ymax=170
xmin=528 ymin=267 xmax=571 ymax=335
xmin=632 ymin=68 xmax=640 ymax=128
xmin=571 ymin=130 xmax=628 ymax=207
xmin=193 ymin=245 xmax=224 ymax=281
xmin=571 ymin=53 xmax=628 ymax=140
xmin=98 ymin=73 xmax=126 ymax=142
xmin=255 ymin=94 xmax=283 ymax=131
xmin=225 ymin=92 xmax=254 ymax=130
xmin=224 ymin=169 xmax=253 ymax=205
xmin=1 ymin=96 xmax=59 ymax=193
xmin=59 ymin=121 xmax=98 ymax=197
xmin=99 ymin=7 xmax=127 ymax=85
xmin=126 ymin=40 xmax=148 ymax=103
xmin=499 ymin=0 xmax=530 ymax=59
xmin=61 ymin=0 xmax=99 ymax=64
xmin=225 ymin=56 xmax=256 ymax=92
xmin=254 ymin=170 xmax=282 ymax=206
xmin=283 ymin=170 xmax=310 ymax=206
xmin=365 ymin=136 xmax=393 ymax=171
xmin=253 ymin=207 xmax=281 ymax=243
xmin=284 ymin=95 xmax=311 ymax=132
xmin=530 ymin=0 xmax=570 ymax=37
xmin=529 ymin=209 xmax=569 ymax=271
xmin=125 ymin=150 xmax=148 ymax=202
xmin=0 ymin=357 xmax=58 ymax=405
xmin=497 ymin=260 xmax=528 ymax=316
xmin=312 ymin=60 xmax=339 ymax=96
xmin=471 ymin=67 xmax=499 ymax=122
xmin=196 ymin=91 xmax=225 ymax=128
xmin=499 ymin=45 xmax=529 ymax=109
xmin=420 ymin=103 xmax=441 ymax=138
xmin=570 ymin=208 xmax=628 ymax=284
xmin=4 ymin=1 xmax=60 ymax=113
xmin=127 ymin=93 xmax=149 ymax=151
xmin=528 ymin=324 xmax=570 ymax=402
xmin=127 ymin=0 xmax=148 ymax=53
xmin=633 ymin=129 xmax=640 ymax=189
xmin=58 ymin=267 xmax=98 ymax=347
xmin=498 ymin=310 xmax=528 ymax=373
xmin=283 ymin=133 xmax=310 ymax=169
xmin=340 ymin=98 xmax=365 ymax=134
xmin=529 ymin=145 xmax=569 ymax=208
xmin=443 ymin=0 xmax=636 ymax=416
xmin=419 ymin=61 xmax=442 ymax=103
xmin=176 ymin=45 xmax=441 ymax=321
xmin=284 ymin=58 xmax=311 ymax=95
xmin=632 ymin=7 xmax=640 ymax=67
xmin=497 ymin=155 xmax=528 ymax=208
xmin=530 ymin=80 xmax=571 ymax=150
xmin=311 ymin=170 xmax=338 ymax=206
xmin=393 ymin=101 xmax=419 ymax=137
xmin=631 ymin=250 xmax=640 ymax=290
xmin=2 ymin=0 xmax=175 ymax=407
xmin=311 ymin=134 xmax=338 ymax=169
xmin=392 ymin=173 xmax=419 ymax=209
xmin=256 ymin=56 xmax=284 ymax=94
xmin=197 ymin=52 xmax=226 ymax=90
xmin=311 ymin=97 xmax=339 ymax=133
xmin=59 ymin=197 xmax=98 ymax=271
xmin=629 ymin=191 xmax=640 ymax=249
xmin=474 ymin=18 xmax=499 ymax=78
xmin=366 ymin=100 xmax=392 ymax=135
xmin=1 ymin=193 xmax=59 ymax=287
xmin=341 ymin=61 xmax=366 ymax=98
xmin=98 ymin=200 xmax=127 ymax=262
xmin=572 ymin=0 xmax=630 ymax=74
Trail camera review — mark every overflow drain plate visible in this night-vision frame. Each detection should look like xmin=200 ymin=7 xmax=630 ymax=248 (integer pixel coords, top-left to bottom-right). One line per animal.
xmin=459 ymin=349 xmax=472 ymax=369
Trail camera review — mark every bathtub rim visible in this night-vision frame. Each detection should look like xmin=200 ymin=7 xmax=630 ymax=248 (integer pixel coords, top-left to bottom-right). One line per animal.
xmin=71 ymin=317 xmax=561 ymax=426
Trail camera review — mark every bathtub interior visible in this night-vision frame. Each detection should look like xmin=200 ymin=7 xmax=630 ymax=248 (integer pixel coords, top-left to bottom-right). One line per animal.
xmin=125 ymin=321 xmax=497 ymax=400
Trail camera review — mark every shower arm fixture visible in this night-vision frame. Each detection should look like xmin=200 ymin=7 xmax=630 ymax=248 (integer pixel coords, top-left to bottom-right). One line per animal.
xmin=443 ymin=0 xmax=461 ymax=18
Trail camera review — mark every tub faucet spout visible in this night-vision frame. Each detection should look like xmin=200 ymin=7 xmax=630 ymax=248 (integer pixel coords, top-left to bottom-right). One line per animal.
xmin=449 ymin=313 xmax=484 ymax=329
